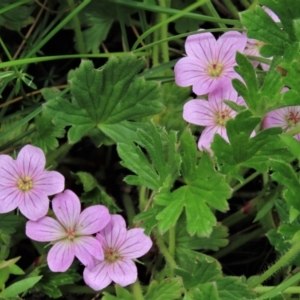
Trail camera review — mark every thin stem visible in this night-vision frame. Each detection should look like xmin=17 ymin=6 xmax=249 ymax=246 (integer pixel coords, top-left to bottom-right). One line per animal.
xmin=203 ymin=0 xmax=226 ymax=28
xmin=213 ymin=227 xmax=266 ymax=259
xmin=168 ymin=226 xmax=176 ymax=258
xmin=232 ymin=171 xmax=261 ymax=193
xmin=154 ymin=230 xmax=178 ymax=270
xmin=256 ymin=271 xmax=300 ymax=299
xmin=0 ymin=37 xmax=19 ymax=73
xmin=139 ymin=186 xmax=147 ymax=211
xmin=240 ymin=0 xmax=251 ymax=8
xmin=131 ymin=280 xmax=145 ymax=300
xmin=152 ymin=17 xmax=160 ymax=67
xmin=158 ymin=0 xmax=170 ymax=63
xmin=66 ymin=0 xmax=85 ymax=53
xmin=223 ymin=0 xmax=240 ymax=19
xmin=249 ymin=241 xmax=300 ymax=288
xmin=122 ymin=194 xmax=136 ymax=226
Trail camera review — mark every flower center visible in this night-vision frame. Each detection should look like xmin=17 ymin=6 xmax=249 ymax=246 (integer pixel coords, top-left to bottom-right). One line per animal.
xmin=66 ymin=228 xmax=76 ymax=240
xmin=207 ymin=62 xmax=223 ymax=77
xmin=215 ymin=109 xmax=232 ymax=126
xmin=104 ymin=247 xmax=121 ymax=263
xmin=287 ymin=111 xmax=300 ymax=127
xmin=17 ymin=176 xmax=33 ymax=191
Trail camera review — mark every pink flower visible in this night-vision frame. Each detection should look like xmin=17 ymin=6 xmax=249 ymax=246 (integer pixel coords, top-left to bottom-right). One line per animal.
xmin=183 ymin=86 xmax=247 ymax=151
xmin=26 ymin=189 xmax=111 ymax=272
xmin=244 ymin=7 xmax=280 ymax=71
xmin=263 ymin=106 xmax=300 ymax=141
xmin=0 ymin=144 xmax=64 ymax=220
xmin=174 ymin=31 xmax=247 ymax=95
xmin=83 ymin=215 xmax=152 ymax=291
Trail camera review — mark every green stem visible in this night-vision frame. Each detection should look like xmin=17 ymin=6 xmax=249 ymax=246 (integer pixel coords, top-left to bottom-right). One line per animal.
xmin=158 ymin=0 xmax=170 ymax=63
xmin=66 ymin=0 xmax=85 ymax=54
xmin=203 ymin=1 xmax=226 ymax=28
xmin=131 ymin=280 xmax=145 ymax=300
xmin=152 ymin=17 xmax=160 ymax=67
xmin=256 ymin=272 xmax=300 ymax=299
xmin=122 ymin=194 xmax=136 ymax=226
xmin=168 ymin=226 xmax=176 ymax=258
xmin=0 ymin=37 xmax=19 ymax=73
xmin=0 ymin=52 xmax=150 ymax=69
xmin=0 ymin=0 xmax=32 ymax=15
xmin=139 ymin=186 xmax=147 ymax=211
xmin=154 ymin=230 xmax=178 ymax=270
xmin=249 ymin=241 xmax=300 ymax=288
xmin=240 ymin=0 xmax=251 ymax=8
xmin=232 ymin=171 xmax=261 ymax=193
xmin=223 ymin=0 xmax=240 ymax=19
xmin=213 ymin=227 xmax=266 ymax=259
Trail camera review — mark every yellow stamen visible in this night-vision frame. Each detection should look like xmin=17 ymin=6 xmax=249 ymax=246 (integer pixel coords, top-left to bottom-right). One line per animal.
xmin=104 ymin=247 xmax=121 ymax=263
xmin=215 ymin=109 xmax=232 ymax=126
xmin=17 ymin=176 xmax=33 ymax=191
xmin=207 ymin=62 xmax=223 ymax=77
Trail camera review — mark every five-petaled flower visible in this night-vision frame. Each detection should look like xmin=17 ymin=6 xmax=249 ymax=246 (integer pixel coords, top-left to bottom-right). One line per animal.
xmin=183 ymin=86 xmax=247 ymax=151
xmin=0 ymin=144 xmax=65 ymax=220
xmin=174 ymin=31 xmax=247 ymax=95
xmin=263 ymin=106 xmax=300 ymax=141
xmin=26 ymin=189 xmax=111 ymax=272
xmin=83 ymin=214 xmax=152 ymax=291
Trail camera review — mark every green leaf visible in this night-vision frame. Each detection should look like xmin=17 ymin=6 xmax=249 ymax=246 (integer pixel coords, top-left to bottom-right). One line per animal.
xmin=280 ymin=134 xmax=300 ymax=161
xmin=260 ymin=0 xmax=300 ymax=41
xmin=241 ymin=6 xmax=289 ymax=56
xmin=157 ymin=153 xmax=230 ymax=236
xmin=175 ymin=258 xmax=221 ymax=289
xmin=32 ymin=114 xmax=65 ymax=153
xmin=196 ymin=283 xmax=218 ymax=300
xmin=117 ymin=123 xmax=181 ymax=192
xmin=1 ymin=276 xmax=42 ymax=298
xmin=215 ymin=277 xmax=256 ymax=299
xmin=145 ymin=278 xmax=182 ymax=300
xmin=115 ymin=285 xmax=134 ymax=300
xmin=0 ymin=213 xmax=22 ymax=235
xmin=44 ymin=56 xmax=163 ymax=143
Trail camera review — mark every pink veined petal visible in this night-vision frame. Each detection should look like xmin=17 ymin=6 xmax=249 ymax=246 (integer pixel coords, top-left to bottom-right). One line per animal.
xmin=83 ymin=261 xmax=111 ymax=291
xmin=217 ymin=31 xmax=247 ymax=67
xmin=262 ymin=108 xmax=290 ymax=129
xmin=264 ymin=7 xmax=280 ymax=23
xmin=208 ymin=85 xmax=238 ymax=105
xmin=26 ymin=217 xmax=65 ymax=242
xmin=100 ymin=221 xmax=127 ymax=250
xmin=198 ymin=125 xmax=228 ymax=151
xmin=52 ymin=190 xmax=81 ymax=229
xmin=34 ymin=170 xmax=65 ymax=195
xmin=185 ymin=31 xmax=217 ymax=63
xmin=47 ymin=240 xmax=75 ymax=272
xmin=16 ymin=145 xmax=45 ymax=178
xmin=74 ymin=236 xmax=104 ymax=268
xmin=119 ymin=228 xmax=152 ymax=259
xmin=19 ymin=190 xmax=49 ymax=221
xmin=183 ymin=99 xmax=216 ymax=126
xmin=193 ymin=75 xmax=219 ymax=96
xmin=110 ymin=214 xmax=127 ymax=228
xmin=108 ymin=259 xmax=137 ymax=287
xmin=0 ymin=155 xmax=19 ymax=186
xmin=0 ymin=187 xmax=22 ymax=214
xmin=174 ymin=57 xmax=204 ymax=87
xmin=75 ymin=205 xmax=110 ymax=235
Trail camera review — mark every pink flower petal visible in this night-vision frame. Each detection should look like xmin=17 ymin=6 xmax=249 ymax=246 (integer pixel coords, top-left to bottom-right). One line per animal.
xmin=262 ymin=108 xmax=289 ymax=129
xmin=198 ymin=125 xmax=228 ymax=151
xmin=209 ymin=85 xmax=238 ymax=104
xmin=47 ymin=240 xmax=75 ymax=272
xmin=16 ymin=145 xmax=45 ymax=178
xmin=183 ymin=100 xmax=215 ymax=126
xmin=52 ymin=190 xmax=81 ymax=229
xmin=99 ymin=221 xmax=127 ymax=250
xmin=0 ymin=155 xmax=19 ymax=185
xmin=83 ymin=261 xmax=111 ymax=291
xmin=26 ymin=217 xmax=65 ymax=242
xmin=108 ymin=259 xmax=137 ymax=287
xmin=19 ymin=190 xmax=49 ymax=221
xmin=110 ymin=214 xmax=127 ymax=227
xmin=217 ymin=31 xmax=247 ymax=67
xmin=75 ymin=205 xmax=110 ymax=235
xmin=74 ymin=236 xmax=104 ymax=268
xmin=119 ymin=228 xmax=152 ymax=259
xmin=34 ymin=170 xmax=65 ymax=195
xmin=174 ymin=57 xmax=204 ymax=87
xmin=264 ymin=7 xmax=280 ymax=22
xmin=193 ymin=76 xmax=219 ymax=96
xmin=0 ymin=187 xmax=22 ymax=214
xmin=185 ymin=31 xmax=217 ymax=62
